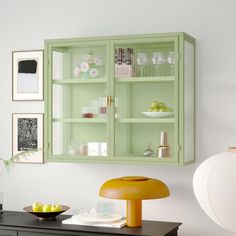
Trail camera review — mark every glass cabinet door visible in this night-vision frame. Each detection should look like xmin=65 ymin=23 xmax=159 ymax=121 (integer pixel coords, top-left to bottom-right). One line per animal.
xmin=50 ymin=43 xmax=110 ymax=159
xmin=113 ymin=37 xmax=179 ymax=162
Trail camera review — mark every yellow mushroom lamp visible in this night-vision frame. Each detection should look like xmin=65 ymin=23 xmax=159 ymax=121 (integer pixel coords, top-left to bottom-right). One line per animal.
xmin=99 ymin=176 xmax=169 ymax=227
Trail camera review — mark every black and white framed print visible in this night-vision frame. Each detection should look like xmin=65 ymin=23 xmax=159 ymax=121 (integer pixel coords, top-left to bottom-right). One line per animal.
xmin=12 ymin=113 xmax=44 ymax=163
xmin=12 ymin=50 xmax=43 ymax=100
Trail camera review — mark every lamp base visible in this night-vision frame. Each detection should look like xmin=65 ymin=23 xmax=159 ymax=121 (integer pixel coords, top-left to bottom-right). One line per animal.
xmin=126 ymin=200 xmax=142 ymax=227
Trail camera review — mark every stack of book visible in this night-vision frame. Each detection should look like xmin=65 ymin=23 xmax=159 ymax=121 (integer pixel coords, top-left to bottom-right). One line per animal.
xmin=62 ymin=213 xmax=126 ymax=228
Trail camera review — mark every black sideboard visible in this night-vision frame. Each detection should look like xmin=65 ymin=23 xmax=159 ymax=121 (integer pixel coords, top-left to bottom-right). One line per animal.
xmin=0 ymin=211 xmax=181 ymax=236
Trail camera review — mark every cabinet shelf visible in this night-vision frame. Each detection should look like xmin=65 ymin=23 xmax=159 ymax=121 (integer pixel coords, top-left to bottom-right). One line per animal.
xmin=115 ymin=76 xmax=174 ymax=83
xmin=53 ymin=78 xmax=107 ymax=84
xmin=53 ymin=118 xmax=107 ymax=123
xmin=116 ymin=118 xmax=175 ymax=123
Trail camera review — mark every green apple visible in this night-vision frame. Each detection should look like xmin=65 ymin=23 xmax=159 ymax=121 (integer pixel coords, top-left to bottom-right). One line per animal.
xmin=32 ymin=202 xmax=43 ymax=212
xmin=51 ymin=204 xmax=62 ymax=212
xmin=150 ymin=101 xmax=159 ymax=110
xmin=164 ymin=107 xmax=173 ymax=112
xmin=42 ymin=204 xmax=52 ymax=212
xmin=159 ymin=108 xmax=165 ymax=112
xmin=158 ymin=102 xmax=165 ymax=109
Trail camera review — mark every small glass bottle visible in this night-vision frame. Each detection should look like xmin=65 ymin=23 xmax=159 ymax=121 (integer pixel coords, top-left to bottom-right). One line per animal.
xmin=144 ymin=143 xmax=154 ymax=157
xmin=98 ymin=91 xmax=107 ymax=117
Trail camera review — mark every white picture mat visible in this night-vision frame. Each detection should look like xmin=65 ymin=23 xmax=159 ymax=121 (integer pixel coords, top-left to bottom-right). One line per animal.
xmin=12 ymin=113 xmax=44 ymax=163
xmin=13 ymin=50 xmax=43 ymax=100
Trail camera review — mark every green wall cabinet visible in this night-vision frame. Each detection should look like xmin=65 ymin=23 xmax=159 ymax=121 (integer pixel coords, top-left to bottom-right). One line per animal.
xmin=44 ymin=32 xmax=195 ymax=165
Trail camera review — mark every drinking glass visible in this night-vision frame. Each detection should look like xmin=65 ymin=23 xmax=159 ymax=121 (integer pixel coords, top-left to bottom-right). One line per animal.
xmin=96 ymin=202 xmax=115 ymax=218
xmin=167 ymin=51 xmax=175 ymax=75
xmin=136 ymin=52 xmax=148 ymax=77
xmin=152 ymin=52 xmax=164 ymax=76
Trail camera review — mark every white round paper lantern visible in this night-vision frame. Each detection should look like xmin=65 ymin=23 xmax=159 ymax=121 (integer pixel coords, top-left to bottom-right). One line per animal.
xmin=193 ymin=147 xmax=236 ymax=232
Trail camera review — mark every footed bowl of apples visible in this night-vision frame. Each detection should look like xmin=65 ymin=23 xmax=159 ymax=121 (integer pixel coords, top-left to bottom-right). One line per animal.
xmin=23 ymin=202 xmax=69 ymax=220
xmin=142 ymin=101 xmax=174 ymax=118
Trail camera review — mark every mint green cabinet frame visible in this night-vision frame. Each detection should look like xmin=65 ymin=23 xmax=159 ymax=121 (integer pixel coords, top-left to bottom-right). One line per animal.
xmin=44 ymin=32 xmax=195 ymax=165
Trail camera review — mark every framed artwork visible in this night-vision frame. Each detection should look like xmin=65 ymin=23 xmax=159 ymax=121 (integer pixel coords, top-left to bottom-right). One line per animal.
xmin=12 ymin=113 xmax=44 ymax=163
xmin=12 ymin=50 xmax=43 ymax=100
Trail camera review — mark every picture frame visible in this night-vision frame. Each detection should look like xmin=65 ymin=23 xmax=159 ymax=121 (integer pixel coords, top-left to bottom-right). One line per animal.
xmin=12 ymin=50 xmax=43 ymax=101
xmin=12 ymin=113 xmax=44 ymax=163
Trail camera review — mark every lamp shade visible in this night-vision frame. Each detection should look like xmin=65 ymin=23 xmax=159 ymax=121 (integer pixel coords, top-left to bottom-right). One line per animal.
xmin=193 ymin=147 xmax=236 ymax=232
xmin=99 ymin=176 xmax=169 ymax=227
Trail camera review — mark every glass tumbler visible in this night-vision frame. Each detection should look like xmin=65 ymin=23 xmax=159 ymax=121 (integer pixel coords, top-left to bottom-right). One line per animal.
xmin=96 ymin=202 xmax=115 ymax=218
xmin=152 ymin=52 xmax=164 ymax=76
xmin=167 ymin=51 xmax=175 ymax=75
xmin=136 ymin=52 xmax=148 ymax=77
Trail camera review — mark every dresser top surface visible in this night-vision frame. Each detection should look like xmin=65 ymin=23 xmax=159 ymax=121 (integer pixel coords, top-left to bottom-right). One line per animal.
xmin=0 ymin=211 xmax=181 ymax=236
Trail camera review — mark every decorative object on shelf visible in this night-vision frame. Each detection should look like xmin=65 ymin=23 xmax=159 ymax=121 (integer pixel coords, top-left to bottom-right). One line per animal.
xmin=89 ymin=68 xmax=99 ymax=78
xmin=82 ymin=106 xmax=93 ymax=118
xmin=136 ymin=52 xmax=148 ymax=77
xmin=99 ymin=176 xmax=169 ymax=227
xmin=96 ymin=202 xmax=115 ymax=218
xmin=12 ymin=50 xmax=43 ymax=101
xmin=79 ymin=143 xmax=88 ymax=156
xmin=142 ymin=111 xmax=174 ymax=118
xmin=152 ymin=51 xmax=164 ymax=76
xmin=193 ymin=147 xmax=236 ymax=233
xmin=23 ymin=205 xmax=69 ymax=220
xmin=73 ymin=65 xmax=80 ymax=77
xmin=167 ymin=51 xmax=175 ymax=75
xmin=12 ymin=113 xmax=44 ymax=163
xmin=143 ymin=143 xmax=154 ymax=157
xmin=87 ymin=142 xmax=107 ymax=156
xmin=143 ymin=100 xmax=173 ymax=118
xmin=158 ymin=131 xmax=169 ymax=158
xmin=73 ymin=52 xmax=104 ymax=79
xmin=68 ymin=142 xmax=80 ymax=156
xmin=115 ymin=48 xmax=133 ymax=78
xmin=98 ymin=94 xmax=107 ymax=117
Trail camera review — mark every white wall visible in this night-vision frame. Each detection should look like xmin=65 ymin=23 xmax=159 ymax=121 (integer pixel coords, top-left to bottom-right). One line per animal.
xmin=0 ymin=0 xmax=236 ymax=235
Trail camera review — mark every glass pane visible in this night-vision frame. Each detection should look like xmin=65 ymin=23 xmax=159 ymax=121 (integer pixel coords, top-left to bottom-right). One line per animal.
xmin=53 ymin=83 xmax=107 ymax=119
xmin=114 ymin=39 xmax=177 ymax=160
xmin=115 ymin=123 xmax=174 ymax=158
xmin=52 ymin=45 xmax=106 ymax=80
xmin=184 ymin=40 xmax=194 ymax=163
xmin=115 ymin=82 xmax=174 ymax=119
xmin=51 ymin=43 xmax=108 ymax=158
xmin=52 ymin=122 xmax=107 ymax=157
xmin=114 ymin=42 xmax=175 ymax=78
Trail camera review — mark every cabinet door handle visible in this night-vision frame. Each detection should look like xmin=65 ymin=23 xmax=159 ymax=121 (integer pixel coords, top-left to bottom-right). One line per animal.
xmin=107 ymin=96 xmax=113 ymax=106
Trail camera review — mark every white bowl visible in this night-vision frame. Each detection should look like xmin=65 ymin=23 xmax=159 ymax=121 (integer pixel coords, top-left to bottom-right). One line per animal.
xmin=142 ymin=112 xmax=174 ymax=118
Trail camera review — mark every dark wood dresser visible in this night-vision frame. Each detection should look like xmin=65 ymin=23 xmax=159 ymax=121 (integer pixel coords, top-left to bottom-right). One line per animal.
xmin=0 ymin=211 xmax=181 ymax=236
